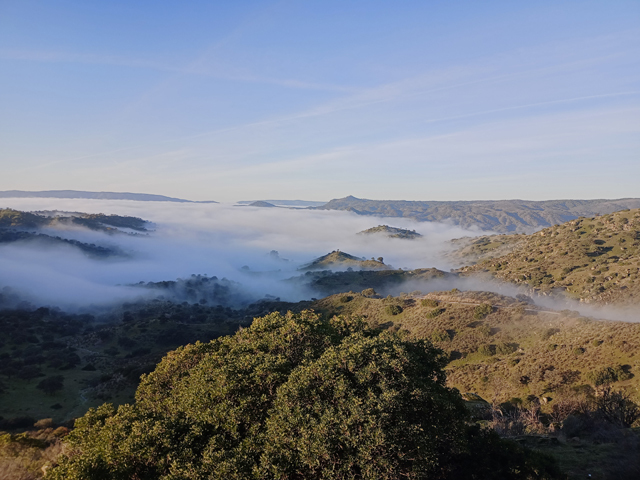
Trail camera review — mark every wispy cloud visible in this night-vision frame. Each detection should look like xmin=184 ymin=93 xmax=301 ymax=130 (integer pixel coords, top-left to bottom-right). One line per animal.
xmin=0 ymin=48 xmax=353 ymax=92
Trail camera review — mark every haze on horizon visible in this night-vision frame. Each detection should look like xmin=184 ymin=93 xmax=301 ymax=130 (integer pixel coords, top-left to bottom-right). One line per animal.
xmin=1 ymin=1 xmax=638 ymax=202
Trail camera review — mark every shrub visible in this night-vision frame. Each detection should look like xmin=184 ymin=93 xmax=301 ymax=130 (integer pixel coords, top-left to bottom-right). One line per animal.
xmin=47 ymin=311 xmax=486 ymax=480
xmin=478 ymin=344 xmax=494 ymax=356
xmin=34 ymin=418 xmax=54 ymax=429
xmin=36 ymin=375 xmax=64 ymax=395
xmin=541 ymin=328 xmax=560 ymax=340
xmin=476 ymin=324 xmax=491 ymax=337
xmin=421 ymin=298 xmax=439 ymax=308
xmin=496 ymin=342 xmax=517 ymax=355
xmin=596 ymin=387 xmax=640 ymax=428
xmin=385 ymin=304 xmax=403 ymax=316
xmin=473 ymin=303 xmax=493 ymax=319
xmin=426 ymin=307 xmax=445 ymax=319
xmin=361 ymin=288 xmax=377 ymax=297
xmin=585 ymin=365 xmax=633 ymax=386
xmin=431 ymin=329 xmax=451 ymax=343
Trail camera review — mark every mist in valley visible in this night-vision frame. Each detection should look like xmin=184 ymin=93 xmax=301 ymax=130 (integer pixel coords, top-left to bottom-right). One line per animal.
xmin=0 ymin=198 xmax=477 ymax=311
xmin=1 ymin=197 xmax=638 ymax=324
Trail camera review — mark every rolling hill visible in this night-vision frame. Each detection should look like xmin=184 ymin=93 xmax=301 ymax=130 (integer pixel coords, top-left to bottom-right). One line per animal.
xmin=316 ymin=196 xmax=640 ymax=233
xmin=299 ymin=250 xmax=390 ymax=271
xmin=0 ymin=190 xmax=217 ymax=203
xmin=357 ymin=224 xmax=422 ymax=239
xmin=458 ymin=209 xmax=640 ymax=306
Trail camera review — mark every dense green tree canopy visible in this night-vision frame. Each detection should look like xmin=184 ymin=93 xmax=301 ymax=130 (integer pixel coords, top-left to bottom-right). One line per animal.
xmin=47 ymin=311 xmax=563 ymax=479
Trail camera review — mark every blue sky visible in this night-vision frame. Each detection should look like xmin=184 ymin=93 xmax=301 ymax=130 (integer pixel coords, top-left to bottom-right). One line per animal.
xmin=1 ymin=0 xmax=639 ymax=202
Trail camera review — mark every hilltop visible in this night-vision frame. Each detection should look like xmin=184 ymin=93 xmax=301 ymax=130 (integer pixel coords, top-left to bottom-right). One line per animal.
xmin=0 ymin=208 xmax=149 ymax=232
xmin=0 ymin=208 xmax=150 ymax=257
xmin=316 ymin=195 xmax=640 ymax=233
xmin=246 ymin=201 xmax=276 ymax=207
xmin=293 ymin=267 xmax=452 ymax=296
xmin=299 ymin=250 xmax=390 ymax=271
xmin=458 ymin=208 xmax=640 ymax=305
xmin=0 ymin=190 xmax=217 ymax=203
xmin=358 ymin=224 xmax=422 ymax=239
xmin=236 ymin=199 xmax=326 ymax=207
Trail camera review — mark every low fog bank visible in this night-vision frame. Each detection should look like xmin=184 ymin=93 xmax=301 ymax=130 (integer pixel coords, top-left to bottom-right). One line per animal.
xmin=0 ymin=198 xmax=476 ymax=311
xmin=2 ymin=198 xmax=635 ymax=323
xmin=377 ymin=276 xmax=639 ymax=323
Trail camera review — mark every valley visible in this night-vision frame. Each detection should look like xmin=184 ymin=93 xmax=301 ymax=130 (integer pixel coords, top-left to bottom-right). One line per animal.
xmin=1 ymin=201 xmax=640 ymax=479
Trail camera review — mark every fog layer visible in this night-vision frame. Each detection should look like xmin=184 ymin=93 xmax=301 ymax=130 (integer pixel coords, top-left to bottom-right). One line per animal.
xmin=0 ymin=198 xmax=476 ymax=309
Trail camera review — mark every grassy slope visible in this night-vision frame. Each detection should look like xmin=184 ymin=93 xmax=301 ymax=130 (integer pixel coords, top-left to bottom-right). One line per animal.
xmin=0 ymin=208 xmax=148 ymax=233
xmin=299 ymin=250 xmax=389 ymax=271
xmin=458 ymin=209 xmax=640 ymax=306
xmin=311 ymin=290 xmax=640 ymax=478
xmin=318 ymin=196 xmax=640 ymax=233
xmin=311 ymin=290 xmax=640 ymax=404
xmin=357 ymin=225 xmax=422 ymax=239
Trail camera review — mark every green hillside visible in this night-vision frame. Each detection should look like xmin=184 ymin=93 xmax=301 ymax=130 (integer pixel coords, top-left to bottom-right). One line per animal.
xmin=312 ymin=289 xmax=640 ymax=403
xmin=317 ymin=196 xmax=640 ymax=233
xmin=299 ymin=250 xmax=390 ymax=271
xmin=0 ymin=208 xmax=149 ymax=233
xmin=358 ymin=224 xmax=422 ymax=239
xmin=458 ymin=209 xmax=640 ymax=305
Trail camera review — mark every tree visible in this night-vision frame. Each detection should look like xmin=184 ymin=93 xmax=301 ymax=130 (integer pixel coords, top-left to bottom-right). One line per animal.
xmin=47 ymin=311 xmax=563 ymax=480
xmin=36 ymin=375 xmax=64 ymax=395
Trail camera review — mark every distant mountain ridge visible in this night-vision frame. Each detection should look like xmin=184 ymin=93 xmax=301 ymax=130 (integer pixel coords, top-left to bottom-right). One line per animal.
xmin=0 ymin=190 xmax=217 ymax=203
xmin=236 ymin=199 xmax=326 ymax=207
xmin=316 ymin=196 xmax=640 ymax=233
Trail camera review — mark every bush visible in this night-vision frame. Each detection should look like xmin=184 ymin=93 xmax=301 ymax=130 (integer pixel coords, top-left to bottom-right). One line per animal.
xmin=361 ymin=288 xmax=377 ymax=297
xmin=585 ymin=365 xmax=633 ymax=386
xmin=421 ymin=298 xmax=439 ymax=308
xmin=48 ymin=311 xmax=559 ymax=480
xmin=385 ymin=304 xmax=403 ymax=315
xmin=431 ymin=329 xmax=451 ymax=343
xmin=36 ymin=375 xmax=64 ymax=395
xmin=426 ymin=307 xmax=445 ymax=319
xmin=495 ymin=342 xmax=517 ymax=355
xmin=596 ymin=387 xmax=640 ymax=428
xmin=473 ymin=303 xmax=493 ymax=319
xmin=478 ymin=344 xmax=494 ymax=357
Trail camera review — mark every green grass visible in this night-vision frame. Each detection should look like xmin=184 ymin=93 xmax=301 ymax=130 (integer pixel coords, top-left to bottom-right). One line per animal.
xmin=457 ymin=209 xmax=640 ymax=306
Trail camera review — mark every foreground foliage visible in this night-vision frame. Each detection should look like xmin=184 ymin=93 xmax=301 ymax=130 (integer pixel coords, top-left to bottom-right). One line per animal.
xmin=46 ymin=311 xmax=563 ymax=479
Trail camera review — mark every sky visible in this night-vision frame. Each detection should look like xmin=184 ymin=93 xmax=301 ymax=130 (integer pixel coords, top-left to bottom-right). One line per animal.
xmin=1 ymin=1 xmax=639 ymax=202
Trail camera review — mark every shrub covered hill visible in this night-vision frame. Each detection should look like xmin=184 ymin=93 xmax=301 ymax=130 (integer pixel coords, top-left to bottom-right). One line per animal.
xmin=46 ymin=310 xmax=564 ymax=480
xmin=312 ymin=290 xmax=640 ymax=402
xmin=456 ymin=208 xmax=640 ymax=306
xmin=0 ymin=208 xmax=150 ymax=258
xmin=0 ymin=208 xmax=149 ymax=232
xmin=7 ymin=289 xmax=639 ymax=479
xmin=299 ymin=250 xmax=390 ymax=271
xmin=357 ymin=224 xmax=422 ymax=239
xmin=3 ymin=288 xmax=640 ymax=477
xmin=316 ymin=196 xmax=640 ymax=233
xmin=311 ymin=290 xmax=640 ymax=478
